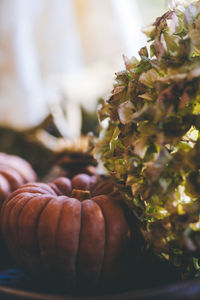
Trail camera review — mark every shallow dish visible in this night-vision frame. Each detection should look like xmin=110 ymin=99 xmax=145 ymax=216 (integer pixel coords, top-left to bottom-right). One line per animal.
xmin=0 ymin=278 xmax=200 ymax=300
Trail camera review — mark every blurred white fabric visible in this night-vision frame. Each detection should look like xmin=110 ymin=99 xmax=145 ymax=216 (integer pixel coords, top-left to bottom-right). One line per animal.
xmin=110 ymin=0 xmax=146 ymax=57
xmin=0 ymin=0 xmax=83 ymax=130
xmin=0 ymin=0 xmax=163 ymax=135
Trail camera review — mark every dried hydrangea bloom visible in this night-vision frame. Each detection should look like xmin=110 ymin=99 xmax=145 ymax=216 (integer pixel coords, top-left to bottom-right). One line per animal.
xmin=167 ymin=0 xmax=199 ymax=11
xmin=97 ymin=0 xmax=200 ymax=277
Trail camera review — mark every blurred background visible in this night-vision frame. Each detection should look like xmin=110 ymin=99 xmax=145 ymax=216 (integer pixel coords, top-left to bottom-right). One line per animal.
xmin=0 ymin=0 xmax=166 ymax=138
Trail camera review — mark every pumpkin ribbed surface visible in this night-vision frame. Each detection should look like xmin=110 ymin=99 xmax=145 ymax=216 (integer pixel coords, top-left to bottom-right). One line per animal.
xmin=0 ymin=153 xmax=37 ymax=205
xmin=1 ymin=174 xmax=130 ymax=292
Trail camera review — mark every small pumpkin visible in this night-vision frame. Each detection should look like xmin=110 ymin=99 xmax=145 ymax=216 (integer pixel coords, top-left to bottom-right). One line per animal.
xmin=0 ymin=152 xmax=37 ymax=205
xmin=1 ymin=173 xmax=130 ymax=292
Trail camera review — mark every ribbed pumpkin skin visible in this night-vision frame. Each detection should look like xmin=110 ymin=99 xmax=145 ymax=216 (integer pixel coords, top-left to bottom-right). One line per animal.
xmin=0 ymin=153 xmax=37 ymax=205
xmin=1 ymin=174 xmax=130 ymax=292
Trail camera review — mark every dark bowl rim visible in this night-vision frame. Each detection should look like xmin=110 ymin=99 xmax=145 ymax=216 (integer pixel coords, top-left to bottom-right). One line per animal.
xmin=0 ymin=277 xmax=200 ymax=300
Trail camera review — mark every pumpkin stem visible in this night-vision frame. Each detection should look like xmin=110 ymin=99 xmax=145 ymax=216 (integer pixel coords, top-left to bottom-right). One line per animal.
xmin=71 ymin=189 xmax=91 ymax=201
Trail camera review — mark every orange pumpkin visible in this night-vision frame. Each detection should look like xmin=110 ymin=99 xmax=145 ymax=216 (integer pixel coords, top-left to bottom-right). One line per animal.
xmin=0 ymin=152 xmax=36 ymax=205
xmin=1 ymin=174 xmax=130 ymax=292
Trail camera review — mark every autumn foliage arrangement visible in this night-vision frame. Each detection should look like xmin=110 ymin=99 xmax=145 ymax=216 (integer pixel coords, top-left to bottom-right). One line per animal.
xmin=97 ymin=0 xmax=200 ymax=278
xmin=2 ymin=0 xmax=200 ymax=296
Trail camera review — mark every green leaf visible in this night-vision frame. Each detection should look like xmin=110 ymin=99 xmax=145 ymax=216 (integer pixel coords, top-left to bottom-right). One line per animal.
xmin=164 ymin=33 xmax=179 ymax=53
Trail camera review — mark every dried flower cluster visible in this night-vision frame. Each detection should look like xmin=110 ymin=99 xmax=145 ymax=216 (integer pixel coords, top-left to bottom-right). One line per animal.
xmin=97 ymin=1 xmax=200 ymax=276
